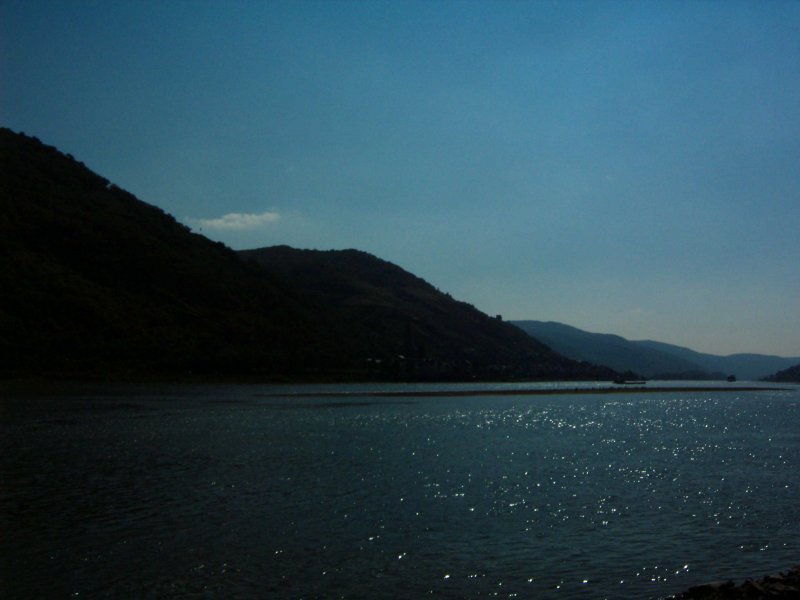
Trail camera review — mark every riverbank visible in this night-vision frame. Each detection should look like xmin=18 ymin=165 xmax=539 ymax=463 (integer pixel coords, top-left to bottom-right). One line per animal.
xmin=259 ymin=385 xmax=790 ymax=398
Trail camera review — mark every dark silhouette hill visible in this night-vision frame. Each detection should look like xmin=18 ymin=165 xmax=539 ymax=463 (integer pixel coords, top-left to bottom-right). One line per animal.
xmin=513 ymin=320 xmax=800 ymax=380
xmin=762 ymin=363 xmax=800 ymax=383
xmin=240 ymin=246 xmax=617 ymax=380
xmin=0 ymin=128 xmax=345 ymax=378
xmin=1 ymin=127 xmax=615 ymax=381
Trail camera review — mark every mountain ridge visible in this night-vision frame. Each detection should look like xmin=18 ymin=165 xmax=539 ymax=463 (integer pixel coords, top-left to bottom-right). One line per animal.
xmin=0 ymin=128 xmax=342 ymax=378
xmin=513 ymin=320 xmax=800 ymax=380
xmin=631 ymin=339 xmax=800 ymax=380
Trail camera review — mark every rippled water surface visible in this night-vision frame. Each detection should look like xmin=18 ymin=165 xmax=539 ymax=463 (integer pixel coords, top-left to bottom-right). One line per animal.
xmin=1 ymin=382 xmax=798 ymax=598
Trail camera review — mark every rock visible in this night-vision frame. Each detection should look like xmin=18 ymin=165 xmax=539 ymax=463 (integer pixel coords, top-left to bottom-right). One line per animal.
xmin=740 ymin=579 xmax=766 ymax=597
xmin=671 ymin=566 xmax=800 ymax=599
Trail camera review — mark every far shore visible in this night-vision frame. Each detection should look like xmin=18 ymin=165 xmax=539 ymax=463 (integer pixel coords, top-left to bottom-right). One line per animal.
xmin=0 ymin=377 xmax=792 ymax=399
xmin=258 ymin=385 xmax=790 ymax=398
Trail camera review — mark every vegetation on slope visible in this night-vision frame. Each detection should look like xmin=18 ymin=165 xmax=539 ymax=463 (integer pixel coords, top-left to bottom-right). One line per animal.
xmin=0 ymin=128 xmax=342 ymax=378
xmin=242 ymin=247 xmax=618 ymax=381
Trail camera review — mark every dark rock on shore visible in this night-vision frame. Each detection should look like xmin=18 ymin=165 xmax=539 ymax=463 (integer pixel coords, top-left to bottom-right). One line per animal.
xmin=669 ymin=566 xmax=800 ymax=599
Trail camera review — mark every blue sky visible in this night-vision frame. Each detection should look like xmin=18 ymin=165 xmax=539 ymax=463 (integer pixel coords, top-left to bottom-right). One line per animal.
xmin=3 ymin=1 xmax=799 ymax=356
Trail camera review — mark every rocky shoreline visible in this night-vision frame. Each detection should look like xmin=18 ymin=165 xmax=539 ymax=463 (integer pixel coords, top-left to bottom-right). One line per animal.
xmin=669 ymin=566 xmax=800 ymax=599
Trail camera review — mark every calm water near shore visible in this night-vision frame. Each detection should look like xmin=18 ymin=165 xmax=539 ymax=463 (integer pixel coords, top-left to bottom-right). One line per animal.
xmin=1 ymin=381 xmax=798 ymax=599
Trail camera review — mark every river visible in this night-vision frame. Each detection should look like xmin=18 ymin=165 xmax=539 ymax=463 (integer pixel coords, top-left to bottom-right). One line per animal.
xmin=1 ymin=381 xmax=798 ymax=598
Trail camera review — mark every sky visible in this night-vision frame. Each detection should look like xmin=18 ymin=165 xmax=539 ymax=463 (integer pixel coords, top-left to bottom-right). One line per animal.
xmin=2 ymin=0 xmax=799 ymax=357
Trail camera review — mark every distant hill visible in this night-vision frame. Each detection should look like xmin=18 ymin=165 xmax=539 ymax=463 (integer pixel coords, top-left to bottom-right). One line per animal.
xmin=764 ymin=363 xmax=800 ymax=383
xmin=1 ymin=127 xmax=614 ymax=381
xmin=240 ymin=246 xmax=618 ymax=381
xmin=633 ymin=340 xmax=800 ymax=381
xmin=513 ymin=321 xmax=800 ymax=380
xmin=512 ymin=321 xmax=706 ymax=379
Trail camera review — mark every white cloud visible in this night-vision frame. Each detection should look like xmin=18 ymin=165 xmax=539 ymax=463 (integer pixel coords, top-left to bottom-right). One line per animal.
xmin=189 ymin=210 xmax=280 ymax=230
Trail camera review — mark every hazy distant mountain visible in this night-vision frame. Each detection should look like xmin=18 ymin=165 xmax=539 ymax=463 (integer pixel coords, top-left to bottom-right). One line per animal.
xmin=1 ymin=127 xmax=614 ymax=381
xmin=512 ymin=321 xmax=800 ymax=380
xmin=512 ymin=321 xmax=706 ymax=379
xmin=634 ymin=340 xmax=800 ymax=381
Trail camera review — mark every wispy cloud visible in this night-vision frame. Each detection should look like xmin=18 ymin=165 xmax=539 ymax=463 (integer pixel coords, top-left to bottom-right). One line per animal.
xmin=189 ymin=210 xmax=280 ymax=230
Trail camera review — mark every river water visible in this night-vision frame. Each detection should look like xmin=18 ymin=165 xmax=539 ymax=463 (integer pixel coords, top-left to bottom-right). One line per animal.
xmin=1 ymin=381 xmax=798 ymax=599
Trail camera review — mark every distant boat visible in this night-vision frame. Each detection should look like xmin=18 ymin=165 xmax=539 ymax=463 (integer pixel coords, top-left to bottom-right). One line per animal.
xmin=613 ymin=378 xmax=647 ymax=385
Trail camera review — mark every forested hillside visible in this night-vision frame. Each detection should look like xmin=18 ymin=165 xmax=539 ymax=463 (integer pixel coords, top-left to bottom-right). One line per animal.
xmin=241 ymin=246 xmax=617 ymax=380
xmin=0 ymin=128 xmax=347 ymax=378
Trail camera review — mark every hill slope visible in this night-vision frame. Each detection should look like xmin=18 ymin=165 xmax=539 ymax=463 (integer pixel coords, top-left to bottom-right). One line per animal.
xmin=512 ymin=321 xmax=706 ymax=378
xmin=634 ymin=340 xmax=800 ymax=381
xmin=240 ymin=247 xmax=617 ymax=380
xmin=764 ymin=363 xmax=800 ymax=383
xmin=0 ymin=128 xmax=353 ymax=378
xmin=513 ymin=320 xmax=800 ymax=380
